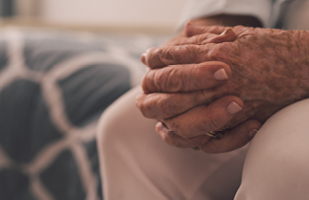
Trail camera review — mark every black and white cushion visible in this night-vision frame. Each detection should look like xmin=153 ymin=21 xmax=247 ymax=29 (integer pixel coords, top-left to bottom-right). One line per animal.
xmin=0 ymin=27 xmax=166 ymax=200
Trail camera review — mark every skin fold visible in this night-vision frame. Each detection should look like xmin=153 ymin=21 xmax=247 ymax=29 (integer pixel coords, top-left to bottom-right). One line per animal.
xmin=137 ymin=20 xmax=309 ymax=153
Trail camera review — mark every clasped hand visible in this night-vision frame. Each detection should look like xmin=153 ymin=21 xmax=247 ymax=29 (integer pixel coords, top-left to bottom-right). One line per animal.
xmin=136 ymin=23 xmax=309 ymax=153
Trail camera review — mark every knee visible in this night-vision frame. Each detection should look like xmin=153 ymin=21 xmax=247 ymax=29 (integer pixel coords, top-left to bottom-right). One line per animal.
xmin=235 ymin=99 xmax=309 ymax=200
xmin=96 ymin=86 xmax=145 ymax=152
xmin=97 ymin=102 xmax=126 ymax=152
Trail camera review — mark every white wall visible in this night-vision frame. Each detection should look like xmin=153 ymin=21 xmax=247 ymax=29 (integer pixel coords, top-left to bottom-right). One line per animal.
xmin=38 ymin=0 xmax=188 ymax=30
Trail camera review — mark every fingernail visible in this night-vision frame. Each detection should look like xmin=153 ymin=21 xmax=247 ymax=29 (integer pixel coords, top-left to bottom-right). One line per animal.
xmin=249 ymin=129 xmax=258 ymax=138
xmin=220 ymin=28 xmax=233 ymax=36
xmin=214 ymin=68 xmax=228 ymax=80
xmin=227 ymin=101 xmax=242 ymax=115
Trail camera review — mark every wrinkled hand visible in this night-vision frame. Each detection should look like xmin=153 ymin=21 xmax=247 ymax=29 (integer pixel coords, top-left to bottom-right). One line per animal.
xmin=137 ymin=25 xmax=309 ymax=153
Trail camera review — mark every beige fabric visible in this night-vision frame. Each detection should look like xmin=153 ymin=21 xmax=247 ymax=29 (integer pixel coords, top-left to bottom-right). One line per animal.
xmin=235 ymin=96 xmax=309 ymax=200
xmin=97 ymin=86 xmax=309 ymax=200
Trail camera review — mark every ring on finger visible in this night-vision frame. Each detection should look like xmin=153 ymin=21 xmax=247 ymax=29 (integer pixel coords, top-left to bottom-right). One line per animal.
xmin=205 ymin=131 xmax=223 ymax=139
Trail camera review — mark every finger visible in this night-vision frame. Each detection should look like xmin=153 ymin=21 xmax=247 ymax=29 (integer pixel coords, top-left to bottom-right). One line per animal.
xmin=155 ymin=122 xmax=196 ymax=148
xmin=200 ymin=28 xmax=237 ymax=44
xmin=142 ymin=61 xmax=231 ymax=93
xmin=200 ymin=119 xmax=262 ymax=154
xmin=166 ymin=33 xmax=218 ymax=46
xmin=145 ymin=44 xmax=217 ymax=69
xmin=144 ymin=29 xmax=236 ymax=69
xmin=136 ymin=89 xmax=224 ymax=120
xmin=185 ymin=24 xmax=247 ymax=38
xmin=187 ymin=134 xmax=212 ymax=147
xmin=162 ymin=21 xmax=228 ymax=47
xmin=185 ymin=23 xmax=227 ymax=37
xmin=164 ymin=96 xmax=244 ymax=138
xmin=141 ymin=26 xmax=235 ymax=65
xmin=166 ymin=28 xmax=237 ymax=47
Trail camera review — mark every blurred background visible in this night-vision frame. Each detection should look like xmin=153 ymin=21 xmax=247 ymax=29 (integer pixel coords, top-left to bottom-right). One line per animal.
xmin=1 ymin=0 xmax=188 ymax=34
xmin=0 ymin=1 xmax=190 ymax=200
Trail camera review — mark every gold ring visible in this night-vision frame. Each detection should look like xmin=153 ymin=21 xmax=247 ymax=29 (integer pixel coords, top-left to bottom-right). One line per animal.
xmin=205 ymin=131 xmax=223 ymax=139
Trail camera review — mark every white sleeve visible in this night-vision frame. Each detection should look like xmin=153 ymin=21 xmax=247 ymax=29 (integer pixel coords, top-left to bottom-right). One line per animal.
xmin=178 ymin=0 xmax=273 ymax=28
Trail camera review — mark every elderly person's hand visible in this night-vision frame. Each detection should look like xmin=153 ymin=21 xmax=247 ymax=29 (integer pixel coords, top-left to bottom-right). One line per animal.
xmin=159 ymin=14 xmax=262 ymax=47
xmin=137 ymin=25 xmax=309 ymax=153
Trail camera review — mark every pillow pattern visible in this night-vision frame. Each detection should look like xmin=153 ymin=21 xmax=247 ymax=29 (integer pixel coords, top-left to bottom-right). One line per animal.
xmin=0 ymin=28 xmax=166 ymax=200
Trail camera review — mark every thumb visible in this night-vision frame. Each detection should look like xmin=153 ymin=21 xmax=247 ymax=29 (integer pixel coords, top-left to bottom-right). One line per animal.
xmin=201 ymin=28 xmax=237 ymax=44
xmin=184 ymin=21 xmax=226 ymax=37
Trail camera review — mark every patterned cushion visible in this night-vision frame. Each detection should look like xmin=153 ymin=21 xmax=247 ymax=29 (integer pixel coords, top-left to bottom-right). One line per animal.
xmin=0 ymin=28 xmax=166 ymax=200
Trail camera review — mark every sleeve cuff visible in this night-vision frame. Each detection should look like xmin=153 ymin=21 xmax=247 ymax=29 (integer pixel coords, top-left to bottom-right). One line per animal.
xmin=177 ymin=0 xmax=272 ymax=29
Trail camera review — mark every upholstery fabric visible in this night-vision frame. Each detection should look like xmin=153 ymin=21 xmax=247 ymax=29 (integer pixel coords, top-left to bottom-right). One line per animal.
xmin=0 ymin=27 xmax=166 ymax=200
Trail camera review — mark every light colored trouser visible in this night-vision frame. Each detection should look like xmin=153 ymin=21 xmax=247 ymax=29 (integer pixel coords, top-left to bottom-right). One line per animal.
xmin=97 ymin=87 xmax=309 ymax=200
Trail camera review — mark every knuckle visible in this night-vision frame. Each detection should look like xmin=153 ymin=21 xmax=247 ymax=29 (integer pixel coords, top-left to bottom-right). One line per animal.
xmin=148 ymin=47 xmax=165 ymax=68
xmin=184 ymin=45 xmax=201 ymax=62
xmin=147 ymin=47 xmax=158 ymax=60
xmin=142 ymin=69 xmax=169 ymax=93
xmin=184 ymin=44 xmax=199 ymax=54
xmin=156 ymin=96 xmax=175 ymax=118
xmin=140 ymin=94 xmax=175 ymax=119
xmin=165 ymin=67 xmax=184 ymax=92
xmin=153 ymin=69 xmax=168 ymax=92
xmin=136 ymin=102 xmax=149 ymax=118
xmin=136 ymin=96 xmax=156 ymax=119
xmin=160 ymin=47 xmax=176 ymax=64
xmin=170 ymin=45 xmax=199 ymax=64
xmin=208 ymin=44 xmax=228 ymax=61
xmin=195 ymin=34 xmax=208 ymax=44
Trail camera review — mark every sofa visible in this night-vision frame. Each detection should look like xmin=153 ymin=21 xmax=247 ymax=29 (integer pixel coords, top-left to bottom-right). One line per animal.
xmin=0 ymin=27 xmax=166 ymax=200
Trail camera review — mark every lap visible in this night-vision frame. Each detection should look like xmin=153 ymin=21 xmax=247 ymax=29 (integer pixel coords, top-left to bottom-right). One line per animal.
xmin=98 ymin=87 xmax=309 ymax=200
xmin=98 ymin=87 xmax=248 ymax=200
xmin=235 ymin=98 xmax=309 ymax=200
